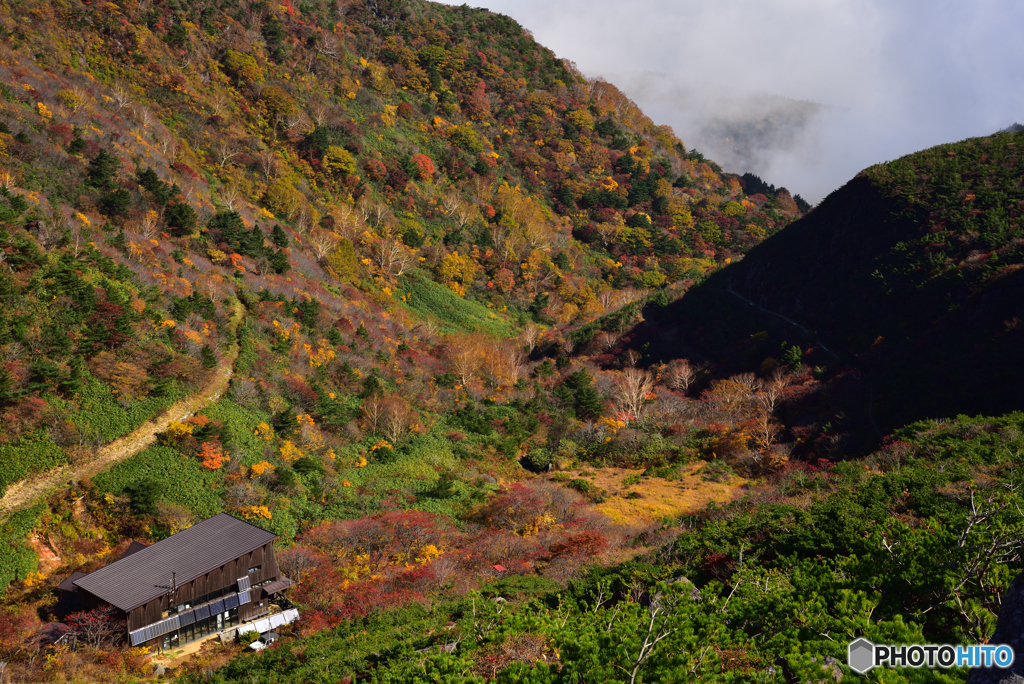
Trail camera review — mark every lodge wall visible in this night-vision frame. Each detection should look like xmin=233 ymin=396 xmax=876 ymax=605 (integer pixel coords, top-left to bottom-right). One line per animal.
xmin=125 ymin=542 xmax=279 ymax=632
xmin=77 ymin=542 xmax=281 ymax=645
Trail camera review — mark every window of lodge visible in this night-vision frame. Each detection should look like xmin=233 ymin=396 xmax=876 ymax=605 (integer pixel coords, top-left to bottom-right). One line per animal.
xmin=162 ymin=607 xmax=239 ymax=649
xmin=172 ymin=585 xmax=234 ymax=614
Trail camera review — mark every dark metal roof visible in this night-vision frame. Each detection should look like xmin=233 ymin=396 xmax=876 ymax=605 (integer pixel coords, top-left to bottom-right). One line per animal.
xmin=73 ymin=513 xmax=277 ymax=612
xmin=120 ymin=540 xmax=149 ymax=560
xmin=261 ymin=576 xmax=294 ymax=596
xmin=57 ymin=571 xmax=87 ymax=593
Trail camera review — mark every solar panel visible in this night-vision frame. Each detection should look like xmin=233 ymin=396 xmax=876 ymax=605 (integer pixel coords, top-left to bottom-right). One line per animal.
xmin=237 ymin=576 xmax=251 ymax=593
xmin=194 ymin=604 xmax=211 ymax=620
xmin=131 ymin=614 xmax=181 ymax=645
xmin=224 ymin=593 xmax=239 ymax=609
xmin=238 ymin=589 xmax=251 ymax=606
xmin=211 ymin=599 xmax=225 ymax=614
xmin=178 ymin=609 xmax=196 ymax=626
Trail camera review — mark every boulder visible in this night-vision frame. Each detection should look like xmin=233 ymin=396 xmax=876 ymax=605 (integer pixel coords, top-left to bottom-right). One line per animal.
xmin=967 ymin=571 xmax=1024 ymax=683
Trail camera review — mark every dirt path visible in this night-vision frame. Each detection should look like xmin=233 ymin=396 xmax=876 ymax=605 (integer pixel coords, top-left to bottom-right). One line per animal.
xmin=0 ymin=299 xmax=245 ymax=518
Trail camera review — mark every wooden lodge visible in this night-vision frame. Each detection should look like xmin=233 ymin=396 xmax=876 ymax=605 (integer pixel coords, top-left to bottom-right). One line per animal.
xmin=70 ymin=513 xmax=296 ymax=650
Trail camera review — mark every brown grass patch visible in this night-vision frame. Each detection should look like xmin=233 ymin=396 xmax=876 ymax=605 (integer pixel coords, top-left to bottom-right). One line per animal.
xmin=547 ymin=462 xmax=749 ymax=525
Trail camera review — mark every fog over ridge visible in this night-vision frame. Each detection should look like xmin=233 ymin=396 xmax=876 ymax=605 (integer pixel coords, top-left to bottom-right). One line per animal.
xmin=475 ymin=0 xmax=1024 ymax=203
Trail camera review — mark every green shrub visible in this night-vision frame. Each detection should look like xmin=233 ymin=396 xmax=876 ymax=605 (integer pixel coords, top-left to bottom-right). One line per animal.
xmin=0 ymin=504 xmax=43 ymax=593
xmin=86 ymin=149 xmax=119 ymax=188
xmin=166 ymin=201 xmax=198 ymax=236
xmin=525 ymin=448 xmax=553 ymax=472
xmin=0 ymin=432 xmax=66 ymax=497
xmin=71 ymin=376 xmax=186 ymax=443
xmin=222 ymin=50 xmax=263 ymax=84
xmin=237 ymin=629 xmax=260 ymax=645
xmin=700 ymin=459 xmax=735 ymax=483
xmin=398 ymin=271 xmax=516 ymax=336
xmin=567 ymin=478 xmax=591 ymax=493
xmin=92 ymin=445 xmax=224 ymax=519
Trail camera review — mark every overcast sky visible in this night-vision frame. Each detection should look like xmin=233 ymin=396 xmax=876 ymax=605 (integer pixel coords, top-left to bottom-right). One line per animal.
xmin=474 ymin=0 xmax=1024 ymax=202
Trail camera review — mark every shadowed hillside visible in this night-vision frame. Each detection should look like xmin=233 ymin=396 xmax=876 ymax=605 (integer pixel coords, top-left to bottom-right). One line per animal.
xmin=628 ymin=131 xmax=1024 ymax=430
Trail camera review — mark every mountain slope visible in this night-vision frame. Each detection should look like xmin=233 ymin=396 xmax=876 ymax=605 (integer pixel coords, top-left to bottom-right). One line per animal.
xmin=629 ymin=130 xmax=1024 ymax=430
xmin=0 ymin=0 xmax=807 ymax=507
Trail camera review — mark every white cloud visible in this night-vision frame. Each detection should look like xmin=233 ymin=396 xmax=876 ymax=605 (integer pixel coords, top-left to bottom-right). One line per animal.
xmin=473 ymin=0 xmax=1024 ymax=201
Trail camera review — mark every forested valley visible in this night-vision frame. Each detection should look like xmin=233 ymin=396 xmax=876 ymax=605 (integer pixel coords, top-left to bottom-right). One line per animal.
xmin=0 ymin=1 xmax=1021 ymax=682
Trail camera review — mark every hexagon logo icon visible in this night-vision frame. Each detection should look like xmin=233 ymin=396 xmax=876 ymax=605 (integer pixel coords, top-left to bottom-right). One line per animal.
xmin=848 ymin=638 xmax=875 ymax=674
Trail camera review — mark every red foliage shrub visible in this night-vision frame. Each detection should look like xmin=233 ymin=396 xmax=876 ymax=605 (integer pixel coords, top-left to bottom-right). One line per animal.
xmin=283 ymin=373 xmax=318 ymax=408
xmin=48 ymin=122 xmax=74 ymax=145
xmin=410 ymin=154 xmax=436 ymax=180
xmin=548 ymin=530 xmax=608 ymax=560
xmin=363 ymin=158 xmax=387 ymax=181
xmin=396 ymin=102 xmax=416 ymax=119
xmin=170 ymin=161 xmax=200 ymax=179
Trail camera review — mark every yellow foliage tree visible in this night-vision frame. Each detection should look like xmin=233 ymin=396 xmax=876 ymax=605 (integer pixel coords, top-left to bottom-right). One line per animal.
xmin=254 ymin=422 xmax=275 ymax=441
xmin=566 ymin=109 xmax=594 ymax=130
xmin=223 ymin=50 xmax=264 ymax=84
xmin=322 ymin=146 xmax=356 ymax=177
xmin=280 ymin=439 xmax=302 ymax=462
xmin=262 ymin=179 xmax=304 ymax=219
xmin=250 ymin=461 xmax=275 ymax=478
xmin=438 ymin=251 xmax=479 ymax=291
xmin=240 ymin=505 xmax=272 ymax=520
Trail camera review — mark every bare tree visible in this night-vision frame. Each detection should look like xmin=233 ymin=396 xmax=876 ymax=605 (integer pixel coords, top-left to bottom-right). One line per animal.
xmin=732 ymin=372 xmax=761 ymax=395
xmin=383 ymin=397 xmax=414 ymax=444
xmin=751 ymin=403 xmax=782 ymax=455
xmin=430 ymin=554 xmax=459 ymax=588
xmin=138 ymin=210 xmax=159 ymax=239
xmin=295 ymin=204 xmax=314 ymax=235
xmin=158 ymin=133 xmax=177 ymax=157
xmin=622 ymin=349 xmax=642 ymax=368
xmin=285 ymin=113 xmax=312 ymax=137
xmin=452 ymin=201 xmax=474 ymax=230
xmin=136 ymin=106 xmax=155 ymax=128
xmin=210 ymin=93 xmax=231 ymax=117
xmin=356 ymin=195 xmax=373 ymax=223
xmin=212 ymin=140 xmax=239 ymax=169
xmin=316 ymin=34 xmax=344 ymax=60
xmin=447 ymin=338 xmax=482 ymax=387
xmin=258 ymin=151 xmax=279 ymax=181
xmin=111 ymin=83 xmax=132 ymax=110
xmin=361 ymin=392 xmax=388 ymax=434
xmin=663 ymin=359 xmax=697 ymax=394
xmin=308 ymin=228 xmax=340 ymax=261
xmin=369 ymin=201 xmax=391 ymax=229
xmin=310 ymin=103 xmax=331 ymax=127
xmin=596 ymin=330 xmax=620 ymax=353
xmin=480 ymin=339 xmax=525 ymax=388
xmin=277 ymin=547 xmax=324 ymax=585
xmin=221 ymin=183 xmax=241 ymax=211
xmin=66 ymin=606 xmax=124 ymax=649
xmin=615 ymin=367 xmax=655 ymax=422
xmin=594 ymin=219 xmax=621 ymax=248
xmin=617 ymin=585 xmax=681 ymax=684
xmin=371 ymin=238 xmax=413 ymax=278
xmin=520 ymin=322 xmax=541 ymax=353
xmin=418 ymin=318 xmax=441 ymax=341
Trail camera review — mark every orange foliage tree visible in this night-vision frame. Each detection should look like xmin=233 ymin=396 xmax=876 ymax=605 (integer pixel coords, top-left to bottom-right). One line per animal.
xmin=198 ymin=441 xmax=227 ymax=469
